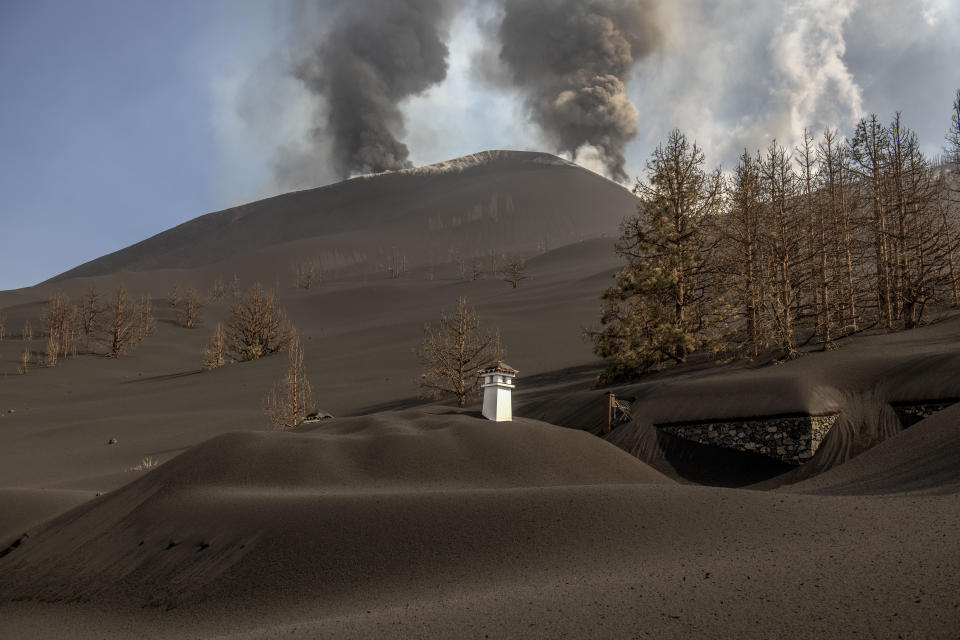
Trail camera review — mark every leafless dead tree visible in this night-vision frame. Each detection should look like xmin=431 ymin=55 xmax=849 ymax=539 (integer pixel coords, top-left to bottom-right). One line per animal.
xmin=18 ymin=348 xmax=30 ymax=375
xmin=106 ymin=286 xmax=152 ymax=358
xmin=760 ymin=139 xmax=810 ymax=358
xmin=720 ymin=149 xmax=766 ymax=358
xmin=225 ymin=283 xmax=296 ymax=361
xmin=42 ymin=292 xmax=80 ymax=366
xmin=502 ymin=254 xmax=528 ymax=288
xmin=135 ymin=295 xmax=155 ymax=342
xmin=167 ymin=283 xmax=181 ymax=311
xmin=209 ymin=276 xmax=225 ymax=301
xmin=450 ymin=249 xmax=466 ymax=281
xmin=203 ymin=322 xmax=227 ymax=370
xmin=81 ymin=284 xmax=102 ymax=338
xmin=179 ymin=287 xmax=205 ymax=328
xmin=294 ymin=257 xmax=324 ymax=289
xmin=22 ymin=320 xmax=32 ymax=342
xmin=388 ymin=247 xmax=406 ymax=279
xmin=263 ymin=336 xmax=314 ymax=430
xmin=488 ymin=250 xmax=501 ymax=277
xmin=44 ymin=334 xmax=58 ymax=367
xmin=850 ymin=114 xmax=895 ymax=330
xmin=418 ymin=296 xmax=504 ymax=407
xmin=946 ymin=88 xmax=960 ymax=167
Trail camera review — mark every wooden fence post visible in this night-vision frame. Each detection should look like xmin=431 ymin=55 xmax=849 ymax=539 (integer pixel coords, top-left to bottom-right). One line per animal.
xmin=604 ymin=392 xmax=615 ymax=434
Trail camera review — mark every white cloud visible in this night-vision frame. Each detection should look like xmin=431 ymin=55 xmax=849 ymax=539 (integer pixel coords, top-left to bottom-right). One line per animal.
xmin=769 ymin=0 xmax=863 ymax=143
xmin=921 ymin=0 xmax=949 ymax=26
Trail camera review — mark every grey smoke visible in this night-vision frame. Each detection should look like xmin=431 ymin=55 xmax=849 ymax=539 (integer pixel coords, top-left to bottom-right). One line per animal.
xmin=491 ymin=0 xmax=663 ymax=182
xmin=289 ymin=0 xmax=459 ymax=180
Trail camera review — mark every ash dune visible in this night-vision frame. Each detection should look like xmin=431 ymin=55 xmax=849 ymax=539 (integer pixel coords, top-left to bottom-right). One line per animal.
xmin=2 ymin=412 xmax=959 ymax=639
xmin=1 ymin=413 xmax=958 ymax=639
xmin=2 ymin=150 xmax=960 ymax=638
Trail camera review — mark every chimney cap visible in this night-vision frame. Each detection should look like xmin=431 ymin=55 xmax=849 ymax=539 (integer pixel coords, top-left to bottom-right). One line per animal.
xmin=478 ymin=361 xmax=519 ymax=376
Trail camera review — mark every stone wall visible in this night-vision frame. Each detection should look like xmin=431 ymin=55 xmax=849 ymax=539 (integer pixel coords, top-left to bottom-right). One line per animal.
xmin=657 ymin=414 xmax=839 ymax=465
xmin=654 ymin=400 xmax=955 ymax=466
xmin=891 ymin=402 xmax=956 ymax=427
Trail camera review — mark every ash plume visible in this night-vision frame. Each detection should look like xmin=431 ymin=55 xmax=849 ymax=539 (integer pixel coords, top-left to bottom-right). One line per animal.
xmin=288 ymin=0 xmax=459 ymax=180
xmin=491 ymin=0 xmax=663 ymax=182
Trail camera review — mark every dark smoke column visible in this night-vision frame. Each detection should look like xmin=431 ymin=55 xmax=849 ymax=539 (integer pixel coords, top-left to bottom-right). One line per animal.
xmin=293 ymin=0 xmax=457 ymax=179
xmin=495 ymin=0 xmax=662 ymax=182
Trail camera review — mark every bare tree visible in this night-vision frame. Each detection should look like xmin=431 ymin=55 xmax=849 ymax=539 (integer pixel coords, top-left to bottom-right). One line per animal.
xmin=418 ymin=297 xmax=504 ymax=407
xmin=795 ymin=129 xmax=838 ymax=349
xmin=388 ymin=247 xmax=406 ymax=279
xmin=135 ymin=295 xmax=155 ymax=342
xmin=760 ymin=139 xmax=810 ymax=358
xmin=203 ymin=322 xmax=228 ymax=370
xmin=294 ymin=257 xmax=324 ymax=289
xmin=720 ymin=149 xmax=766 ymax=358
xmin=167 ymin=283 xmax=181 ymax=311
xmin=81 ymin=284 xmax=102 ymax=338
xmin=938 ymin=89 xmax=960 ymax=304
xmin=471 ymin=259 xmax=484 ymax=281
xmin=850 ymin=114 xmax=895 ymax=329
xmin=179 ymin=287 xmax=205 ymax=328
xmin=225 ymin=283 xmax=296 ymax=361
xmin=502 ymin=254 xmax=527 ymax=288
xmin=44 ymin=334 xmax=58 ymax=368
xmin=882 ymin=113 xmax=940 ymax=328
xmin=946 ymin=88 xmax=960 ymax=167
xmin=936 ymin=185 xmax=960 ymax=306
xmin=590 ymin=100 xmax=960 ymax=376
xmin=264 ymin=336 xmax=315 ymax=430
xmin=488 ymin=250 xmax=502 ymax=278
xmin=22 ymin=320 xmax=32 ymax=342
xmin=106 ymin=286 xmax=152 ymax=358
xmin=42 ymin=292 xmax=80 ymax=366
xmin=210 ymin=276 xmax=225 ymax=301
xmin=818 ymin=129 xmax=862 ymax=335
xmin=231 ymin=274 xmax=241 ymax=299
xmin=18 ymin=348 xmax=30 ymax=375
xmin=166 ymin=282 xmax=202 ymax=328
xmin=450 ymin=248 xmax=467 ymax=280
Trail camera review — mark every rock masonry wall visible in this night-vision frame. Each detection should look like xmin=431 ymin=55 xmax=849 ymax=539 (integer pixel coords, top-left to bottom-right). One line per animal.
xmin=891 ymin=402 xmax=955 ymax=427
xmin=656 ymin=401 xmax=955 ymax=465
xmin=657 ymin=415 xmax=839 ymax=465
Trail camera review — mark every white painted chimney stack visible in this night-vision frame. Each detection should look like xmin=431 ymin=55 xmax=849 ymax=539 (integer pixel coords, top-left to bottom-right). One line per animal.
xmin=479 ymin=361 xmax=518 ymax=422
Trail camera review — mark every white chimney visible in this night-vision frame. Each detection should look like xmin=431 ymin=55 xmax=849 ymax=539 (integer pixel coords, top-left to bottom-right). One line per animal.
xmin=479 ymin=361 xmax=518 ymax=422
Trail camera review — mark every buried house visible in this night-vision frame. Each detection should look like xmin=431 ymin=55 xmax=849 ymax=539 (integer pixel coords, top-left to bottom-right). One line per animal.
xmin=480 ymin=362 xmax=518 ymax=422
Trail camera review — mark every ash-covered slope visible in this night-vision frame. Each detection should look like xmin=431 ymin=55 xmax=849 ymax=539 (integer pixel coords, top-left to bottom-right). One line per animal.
xmin=0 ymin=412 xmax=669 ymax=607
xmin=3 ymin=410 xmax=959 ymax=639
xmin=50 ymin=151 xmax=636 ymax=281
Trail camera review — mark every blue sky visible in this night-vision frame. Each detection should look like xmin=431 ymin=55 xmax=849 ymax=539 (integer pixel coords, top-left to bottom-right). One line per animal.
xmin=1 ymin=0 xmax=958 ymax=289
xmin=0 ymin=1 xmax=234 ymax=288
